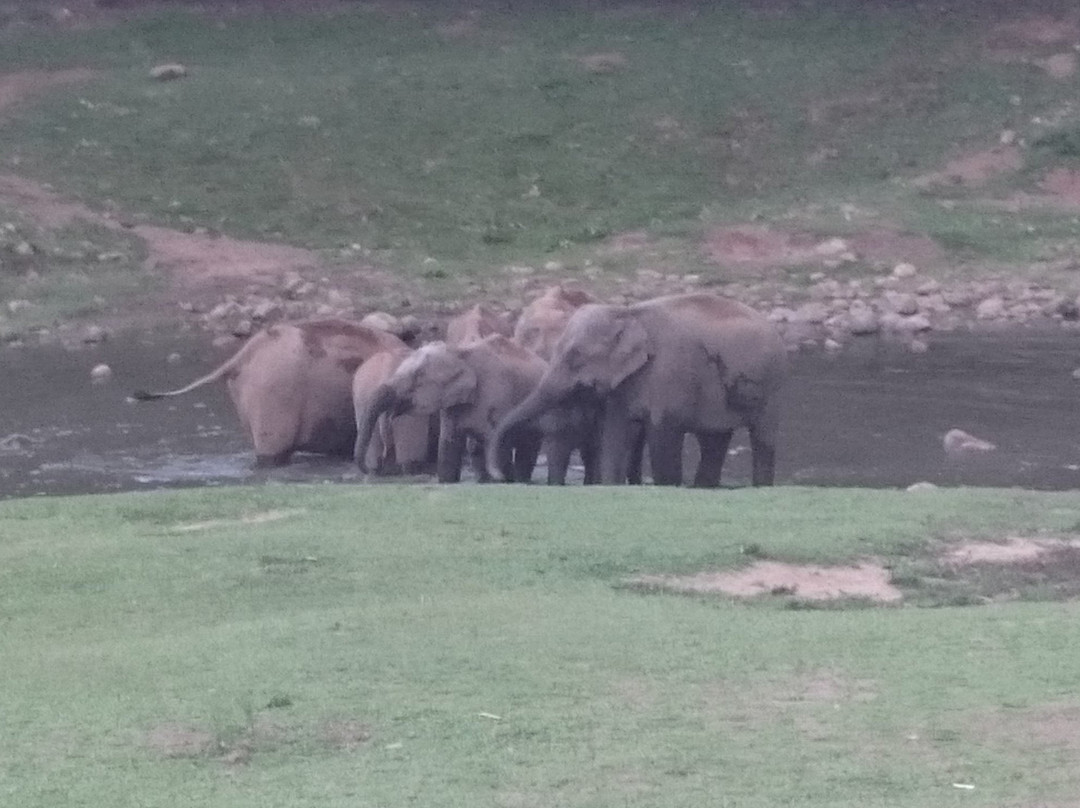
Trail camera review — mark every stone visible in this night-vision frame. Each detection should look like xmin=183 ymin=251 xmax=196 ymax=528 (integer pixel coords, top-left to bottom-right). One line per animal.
xmin=82 ymin=325 xmax=108 ymax=343
xmin=250 ymin=299 xmax=282 ymax=322
xmin=90 ymin=363 xmax=112 ymax=383
xmin=943 ymin=428 xmax=996 ymax=454
xmin=975 ymin=297 xmax=1007 ymax=320
xmin=166 ymin=352 xmax=182 ymax=365
xmin=150 ymin=63 xmax=187 ymax=81
xmin=790 ymin=302 xmax=829 ymax=324
xmin=887 ymin=292 xmax=919 ymax=316
xmin=915 ymin=279 xmax=940 ymax=295
xmin=844 ymin=304 xmax=880 ymax=336
xmin=906 ymin=481 xmax=938 ymax=492
xmin=908 ymin=338 xmax=929 ymax=354
xmin=767 ymin=307 xmax=796 ymax=323
xmin=892 ymin=262 xmax=917 ymax=279
xmin=360 ymin=311 xmax=401 ymax=334
xmin=814 ymin=238 xmax=850 ymax=257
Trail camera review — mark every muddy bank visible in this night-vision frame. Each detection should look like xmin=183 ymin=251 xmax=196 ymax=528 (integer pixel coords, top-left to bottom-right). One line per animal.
xmin=1 ymin=327 xmax=1078 ymax=499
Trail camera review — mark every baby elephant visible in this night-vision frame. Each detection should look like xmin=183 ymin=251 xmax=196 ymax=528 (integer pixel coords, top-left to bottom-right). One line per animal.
xmin=354 ymin=335 xmax=548 ymax=483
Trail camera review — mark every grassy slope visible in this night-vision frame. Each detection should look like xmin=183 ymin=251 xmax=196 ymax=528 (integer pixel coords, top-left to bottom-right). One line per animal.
xmin=4 ymin=484 xmax=1080 ymax=807
xmin=1 ymin=1 xmax=1080 ymax=299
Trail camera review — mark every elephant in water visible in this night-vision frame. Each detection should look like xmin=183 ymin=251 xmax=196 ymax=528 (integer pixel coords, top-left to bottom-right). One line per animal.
xmin=351 ymin=347 xmax=438 ymax=476
xmin=131 ymin=319 xmax=408 ymax=466
xmin=492 ymin=293 xmax=787 ymax=486
xmin=355 ymin=334 xmax=581 ymax=483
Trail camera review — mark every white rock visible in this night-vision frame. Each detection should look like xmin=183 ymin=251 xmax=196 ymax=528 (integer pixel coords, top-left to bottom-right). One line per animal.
xmin=943 ymin=429 xmax=996 ymax=454
xmin=82 ymin=325 xmax=108 ymax=343
xmin=906 ymin=481 xmax=938 ymax=492
xmin=915 ymin=280 xmax=941 ymax=295
xmin=150 ymin=63 xmax=188 ymax=81
xmin=844 ymin=305 xmax=880 ymax=336
xmin=823 ymin=338 xmax=842 ymax=352
xmin=767 ymin=307 xmax=796 ymax=323
xmin=90 ymin=363 xmax=112 ymax=383
xmin=887 ymin=292 xmax=920 ymax=316
xmin=999 ymin=129 xmax=1016 ymax=145
xmin=814 ymin=238 xmax=850 ymax=257
xmin=790 ymin=302 xmax=829 ymax=324
xmin=166 ymin=352 xmax=182 ymax=365
xmin=975 ymin=297 xmax=1007 ymax=320
xmin=908 ymin=338 xmax=929 ymax=354
xmin=892 ymin=262 xmax=918 ymax=279
xmin=360 ymin=311 xmax=401 ymax=334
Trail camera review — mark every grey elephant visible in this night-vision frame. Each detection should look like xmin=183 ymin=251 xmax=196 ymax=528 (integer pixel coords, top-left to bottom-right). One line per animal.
xmin=355 ymin=335 xmax=556 ymax=483
xmin=351 ymin=347 xmax=438 ymax=475
xmin=492 ymin=293 xmax=787 ymax=486
xmin=132 ymin=319 xmax=407 ymax=466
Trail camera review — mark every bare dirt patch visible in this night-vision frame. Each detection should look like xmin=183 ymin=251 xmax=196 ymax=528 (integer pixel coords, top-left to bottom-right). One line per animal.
xmin=1038 ymin=167 xmax=1080 ymax=206
xmin=144 ymin=722 xmax=215 ymax=758
xmin=912 ymin=146 xmax=1023 ymax=190
xmin=971 ymin=701 xmax=1080 ymax=755
xmin=942 ymin=536 xmax=1080 ymax=565
xmin=320 ymin=718 xmax=372 ymax=751
xmin=631 ymin=560 xmax=903 ymax=602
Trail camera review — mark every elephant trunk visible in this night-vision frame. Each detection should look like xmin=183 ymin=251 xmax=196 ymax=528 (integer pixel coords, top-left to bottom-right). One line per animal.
xmin=355 ymin=384 xmax=397 ymax=473
xmin=489 ymin=385 xmax=561 ymax=481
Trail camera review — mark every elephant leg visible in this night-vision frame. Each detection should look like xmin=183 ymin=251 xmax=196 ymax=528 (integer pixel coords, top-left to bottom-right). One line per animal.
xmin=513 ymin=432 xmax=543 ymax=483
xmin=580 ymin=436 xmax=600 ymax=485
xmin=470 ymin=435 xmax=492 ymax=483
xmin=544 ymin=435 xmax=573 ymax=485
xmin=599 ymin=407 xmax=633 ymax=484
xmin=647 ymin=419 xmax=685 ymax=486
xmin=625 ymin=421 xmax=647 ymax=485
xmin=693 ymin=430 xmax=733 ymax=488
xmin=749 ymin=425 xmax=777 ymax=486
xmin=436 ymin=414 xmax=466 ymax=483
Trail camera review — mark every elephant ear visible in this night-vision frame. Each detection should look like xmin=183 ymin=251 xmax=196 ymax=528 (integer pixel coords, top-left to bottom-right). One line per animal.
xmin=435 ymin=354 xmax=479 ymax=409
xmin=608 ymin=314 xmax=651 ymax=390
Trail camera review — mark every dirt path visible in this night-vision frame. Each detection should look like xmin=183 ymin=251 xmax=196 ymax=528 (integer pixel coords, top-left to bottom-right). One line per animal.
xmin=0 ymin=70 xmax=325 ymax=299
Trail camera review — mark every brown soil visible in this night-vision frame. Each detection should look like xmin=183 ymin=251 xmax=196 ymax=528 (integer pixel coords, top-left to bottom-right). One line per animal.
xmin=942 ymin=536 xmax=1080 ymax=565
xmin=0 ymin=68 xmax=96 ymax=114
xmin=631 ymin=561 xmax=904 ymax=602
xmin=912 ymin=146 xmax=1023 ymax=190
xmin=143 ymin=722 xmax=215 ymax=758
xmin=319 ymin=718 xmax=372 ymax=751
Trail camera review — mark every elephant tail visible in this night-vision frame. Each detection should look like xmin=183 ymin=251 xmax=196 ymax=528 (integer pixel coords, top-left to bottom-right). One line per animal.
xmin=129 ymin=339 xmax=255 ymax=401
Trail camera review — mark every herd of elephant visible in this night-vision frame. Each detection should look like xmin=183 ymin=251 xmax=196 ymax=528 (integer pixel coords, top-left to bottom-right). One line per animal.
xmin=132 ymin=286 xmax=788 ymax=487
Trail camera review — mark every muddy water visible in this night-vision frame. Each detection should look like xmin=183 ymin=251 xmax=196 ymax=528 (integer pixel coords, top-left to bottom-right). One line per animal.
xmin=1 ymin=328 xmax=1078 ymax=499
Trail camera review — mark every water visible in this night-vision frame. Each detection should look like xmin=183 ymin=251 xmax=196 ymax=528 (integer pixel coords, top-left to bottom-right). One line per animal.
xmin=1 ymin=327 xmax=1078 ymax=499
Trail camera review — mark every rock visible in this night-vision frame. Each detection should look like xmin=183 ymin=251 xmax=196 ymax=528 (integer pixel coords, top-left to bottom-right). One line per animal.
xmin=150 ymin=63 xmax=188 ymax=81
xmin=360 ymin=311 xmax=401 ymax=334
xmin=82 ymin=325 xmax=108 ymax=344
xmin=7 ymin=299 xmax=34 ymax=314
xmin=906 ymin=481 xmax=938 ymax=492
xmin=212 ymin=335 xmax=237 ymax=348
xmin=844 ymin=304 xmax=880 ymax=336
xmin=767 ymin=307 xmax=796 ymax=323
xmin=166 ymin=352 xmax=182 ymax=365
xmin=544 ymin=261 xmax=565 ymax=272
xmin=975 ymin=297 xmax=1007 ymax=320
xmin=814 ymin=238 xmax=850 ymax=257
xmin=915 ymin=279 xmax=941 ymax=295
xmin=999 ymin=129 xmax=1016 ymax=145
xmin=886 ymin=292 xmax=919 ymax=316
xmin=918 ymin=293 xmax=951 ymax=314
xmin=325 ymin=288 xmax=352 ymax=308
xmin=790 ymin=302 xmax=829 ymax=324
xmin=1056 ymin=298 xmax=1080 ymax=321
xmin=892 ymin=262 xmax=917 ymax=279
xmin=943 ymin=428 xmax=996 ymax=454
xmin=231 ymin=320 xmax=253 ymax=338
xmin=0 ymin=433 xmax=39 ymax=453
xmin=90 ymin=363 xmax=112 ymax=383
xmin=250 ymin=299 xmax=282 ymax=322
xmin=14 ymin=240 xmax=34 ymax=256
xmin=823 ymin=338 xmax=842 ymax=352
xmin=907 ymin=338 xmax=929 ymax=354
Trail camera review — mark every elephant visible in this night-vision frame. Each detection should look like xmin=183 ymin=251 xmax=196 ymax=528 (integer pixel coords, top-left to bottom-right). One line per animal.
xmin=355 ymin=334 xmax=558 ymax=483
xmin=351 ymin=347 xmax=438 ymax=475
xmin=445 ymin=303 xmax=512 ymax=346
xmin=492 ymin=293 xmax=787 ymax=487
xmin=513 ymin=284 xmax=596 ymax=360
xmin=131 ymin=319 xmax=408 ymax=466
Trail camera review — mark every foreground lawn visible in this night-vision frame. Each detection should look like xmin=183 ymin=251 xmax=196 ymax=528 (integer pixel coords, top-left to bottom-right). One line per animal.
xmin=3 ymin=484 xmax=1080 ymax=807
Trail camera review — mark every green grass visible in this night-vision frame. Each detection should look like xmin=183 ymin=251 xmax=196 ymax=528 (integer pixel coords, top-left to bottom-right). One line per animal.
xmin=3 ymin=1 xmax=1080 ymax=291
xmin=4 ymin=484 xmax=1080 ymax=806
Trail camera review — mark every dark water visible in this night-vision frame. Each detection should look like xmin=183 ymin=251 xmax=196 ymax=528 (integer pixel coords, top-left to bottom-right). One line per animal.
xmin=1 ymin=328 xmax=1079 ymax=499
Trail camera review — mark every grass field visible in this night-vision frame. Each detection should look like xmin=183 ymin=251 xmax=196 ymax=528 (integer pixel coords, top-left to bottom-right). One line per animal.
xmin=4 ymin=483 xmax=1080 ymax=806
xmin=2 ymin=0 xmax=1080 ymax=298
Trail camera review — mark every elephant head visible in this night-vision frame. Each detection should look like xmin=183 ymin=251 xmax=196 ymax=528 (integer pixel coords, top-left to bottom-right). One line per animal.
xmin=491 ymin=304 xmax=650 ymax=474
xmin=355 ymin=343 xmax=478 ymax=472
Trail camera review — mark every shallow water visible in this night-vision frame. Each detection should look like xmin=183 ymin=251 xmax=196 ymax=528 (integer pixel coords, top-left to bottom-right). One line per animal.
xmin=1 ymin=327 xmax=1078 ymax=499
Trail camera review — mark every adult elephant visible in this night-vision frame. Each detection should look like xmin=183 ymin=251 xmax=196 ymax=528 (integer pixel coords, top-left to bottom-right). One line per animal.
xmin=492 ymin=294 xmax=787 ymax=487
xmin=132 ymin=319 xmax=407 ymax=466
xmin=351 ymin=347 xmax=438 ymax=475
xmin=513 ymin=284 xmax=596 ymax=359
xmin=356 ymin=335 xmax=566 ymax=483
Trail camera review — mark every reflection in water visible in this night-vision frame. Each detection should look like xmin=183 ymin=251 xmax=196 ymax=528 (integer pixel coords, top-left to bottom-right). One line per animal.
xmin=0 ymin=327 xmax=1078 ymax=499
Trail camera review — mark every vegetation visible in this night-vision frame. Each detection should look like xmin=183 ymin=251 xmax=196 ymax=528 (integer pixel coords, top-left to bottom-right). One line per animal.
xmin=1 ymin=1 xmax=1080 ymax=295
xmin=3 ymin=483 xmax=1080 ymax=806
